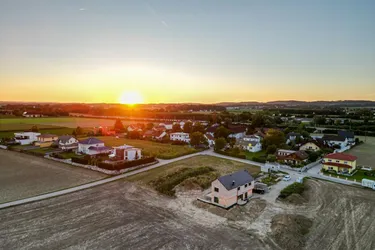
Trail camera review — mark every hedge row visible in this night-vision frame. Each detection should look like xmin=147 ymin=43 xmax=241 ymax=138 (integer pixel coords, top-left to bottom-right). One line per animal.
xmin=20 ymin=150 xmax=45 ymax=157
xmin=215 ymin=150 xmax=246 ymax=159
xmin=71 ymin=156 xmax=89 ymax=165
xmin=279 ymin=182 xmax=305 ymax=199
xmin=97 ymin=157 xmax=156 ymax=171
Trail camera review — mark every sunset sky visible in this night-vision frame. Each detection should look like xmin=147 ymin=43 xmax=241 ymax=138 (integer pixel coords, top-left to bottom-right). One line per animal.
xmin=1 ymin=0 xmax=374 ymax=103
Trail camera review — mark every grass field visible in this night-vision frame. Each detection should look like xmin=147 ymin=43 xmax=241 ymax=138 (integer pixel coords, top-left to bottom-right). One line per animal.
xmin=347 ymin=136 xmax=375 ymax=167
xmin=0 ymin=127 xmax=77 ymax=139
xmin=92 ymin=136 xmax=198 ymax=159
xmin=0 ymin=117 xmax=140 ymax=130
xmin=244 ymin=150 xmax=267 ymax=160
xmin=127 ymin=155 xmax=260 ymax=184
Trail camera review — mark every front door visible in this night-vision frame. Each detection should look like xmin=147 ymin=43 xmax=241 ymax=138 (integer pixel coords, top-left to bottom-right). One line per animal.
xmin=237 ymin=194 xmax=243 ymax=201
xmin=245 ymin=192 xmax=248 ymax=199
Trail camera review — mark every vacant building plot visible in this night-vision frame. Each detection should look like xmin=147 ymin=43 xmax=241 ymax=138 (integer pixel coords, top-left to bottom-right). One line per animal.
xmin=347 ymin=136 xmax=375 ymax=167
xmin=0 ymin=150 xmax=106 ymax=203
xmin=127 ymin=155 xmax=260 ymax=196
xmin=95 ymin=136 xmax=198 ymax=159
xmin=1 ymin=179 xmax=375 ymax=249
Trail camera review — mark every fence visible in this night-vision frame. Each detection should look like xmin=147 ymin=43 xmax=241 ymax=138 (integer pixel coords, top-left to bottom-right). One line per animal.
xmin=45 ymin=155 xmax=158 ymax=175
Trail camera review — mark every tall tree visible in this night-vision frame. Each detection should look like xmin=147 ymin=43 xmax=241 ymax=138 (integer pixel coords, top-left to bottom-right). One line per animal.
xmin=263 ymin=129 xmax=285 ymax=149
xmin=31 ymin=125 xmax=39 ymax=132
xmin=214 ymin=137 xmax=227 ymax=151
xmin=114 ymin=119 xmax=125 ymax=132
xmin=214 ymin=126 xmax=231 ymax=139
xmin=183 ymin=121 xmax=193 ymax=133
xmin=146 ymin=122 xmax=154 ymax=130
xmin=192 ymin=122 xmax=205 ymax=133
xmin=190 ymin=132 xmax=208 ymax=147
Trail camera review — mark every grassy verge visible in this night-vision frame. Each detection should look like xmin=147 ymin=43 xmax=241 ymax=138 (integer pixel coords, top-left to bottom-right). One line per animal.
xmin=151 ymin=167 xmax=217 ymax=196
xmin=322 ymin=169 xmax=375 ymax=182
xmin=279 ymin=182 xmax=306 ymax=199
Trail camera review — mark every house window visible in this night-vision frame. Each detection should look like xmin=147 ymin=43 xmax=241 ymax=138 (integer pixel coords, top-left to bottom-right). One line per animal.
xmin=214 ymin=197 xmax=219 ymax=203
xmin=245 ymin=184 xmax=248 ymax=188
xmin=328 ymin=159 xmax=332 ymax=162
xmin=336 ymin=160 xmax=340 ymax=163
xmin=214 ymin=187 xmax=219 ymax=192
xmin=344 ymin=161 xmax=348 ymax=164
xmin=237 ymin=187 xmax=240 ymax=191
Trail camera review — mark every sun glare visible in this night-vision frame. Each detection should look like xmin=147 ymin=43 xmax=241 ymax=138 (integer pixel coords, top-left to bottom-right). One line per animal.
xmin=119 ymin=91 xmax=144 ymax=105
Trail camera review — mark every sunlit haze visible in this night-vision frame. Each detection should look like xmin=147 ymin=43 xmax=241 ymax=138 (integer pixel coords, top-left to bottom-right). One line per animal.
xmin=1 ymin=0 xmax=374 ymax=103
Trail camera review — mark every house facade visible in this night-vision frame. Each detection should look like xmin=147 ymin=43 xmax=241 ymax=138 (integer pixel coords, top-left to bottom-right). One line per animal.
xmin=322 ymin=153 xmax=357 ymax=174
xmin=322 ymin=135 xmax=348 ymax=149
xmin=338 ymin=130 xmax=355 ymax=144
xmin=170 ymin=132 xmax=190 ymax=143
xmin=58 ymin=135 xmax=79 ymax=150
xmin=78 ymin=138 xmax=111 ymax=155
xmin=210 ymin=170 xmax=254 ymax=208
xmin=14 ymin=132 xmax=41 ymax=145
xmin=276 ymin=149 xmax=308 ymax=165
xmin=110 ymin=145 xmax=142 ymax=161
xmin=35 ymin=134 xmax=58 ymax=147
xmin=228 ymin=126 xmax=247 ymax=140
xmin=204 ymin=133 xmax=215 ymax=147
xmin=299 ymin=142 xmax=320 ymax=152
xmin=237 ymin=139 xmax=262 ymax=153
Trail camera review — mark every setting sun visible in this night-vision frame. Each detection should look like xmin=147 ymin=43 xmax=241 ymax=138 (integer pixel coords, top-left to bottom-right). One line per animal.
xmin=119 ymin=91 xmax=144 ymax=105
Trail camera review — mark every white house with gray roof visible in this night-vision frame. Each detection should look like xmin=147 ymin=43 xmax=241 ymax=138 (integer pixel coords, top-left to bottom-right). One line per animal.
xmin=78 ymin=138 xmax=111 ymax=155
xmin=57 ymin=135 xmax=78 ymax=150
xmin=210 ymin=170 xmax=255 ymax=208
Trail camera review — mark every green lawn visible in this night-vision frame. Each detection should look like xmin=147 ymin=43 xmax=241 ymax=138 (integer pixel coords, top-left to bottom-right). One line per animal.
xmin=244 ymin=150 xmax=267 ymax=160
xmin=91 ymin=136 xmax=198 ymax=159
xmin=127 ymin=155 xmax=260 ymax=184
xmin=27 ymin=147 xmax=57 ymax=154
xmin=323 ymin=169 xmax=375 ymax=182
xmin=346 ymin=136 xmax=375 ymax=167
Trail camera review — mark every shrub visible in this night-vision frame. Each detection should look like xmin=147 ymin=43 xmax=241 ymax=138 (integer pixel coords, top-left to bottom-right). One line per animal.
xmin=215 ymin=150 xmax=246 ymax=159
xmin=279 ymin=182 xmax=305 ymax=199
xmin=97 ymin=157 xmax=156 ymax=171
xmin=171 ymin=140 xmax=189 ymax=146
xmin=72 ymin=156 xmax=89 ymax=165
xmin=50 ymin=152 xmax=65 ymax=159
xmin=253 ymin=155 xmax=267 ymax=163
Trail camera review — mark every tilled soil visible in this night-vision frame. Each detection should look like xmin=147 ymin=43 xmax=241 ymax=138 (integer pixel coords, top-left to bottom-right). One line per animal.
xmin=0 ymin=181 xmax=276 ymax=250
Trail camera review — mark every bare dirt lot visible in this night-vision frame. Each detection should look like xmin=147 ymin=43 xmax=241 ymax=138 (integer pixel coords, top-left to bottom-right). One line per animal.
xmin=1 ymin=178 xmax=375 ymax=250
xmin=0 ymin=150 xmax=106 ymax=203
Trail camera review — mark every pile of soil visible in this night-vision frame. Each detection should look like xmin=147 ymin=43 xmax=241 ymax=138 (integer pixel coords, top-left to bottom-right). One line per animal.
xmin=284 ymin=193 xmax=307 ymax=205
xmin=271 ymin=214 xmax=313 ymax=250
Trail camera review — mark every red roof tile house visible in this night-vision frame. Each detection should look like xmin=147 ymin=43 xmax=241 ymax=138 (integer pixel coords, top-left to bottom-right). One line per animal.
xmin=322 ymin=153 xmax=357 ymax=174
xmin=276 ymin=149 xmax=309 ymax=165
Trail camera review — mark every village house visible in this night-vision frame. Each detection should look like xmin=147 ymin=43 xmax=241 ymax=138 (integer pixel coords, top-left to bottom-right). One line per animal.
xmin=206 ymin=124 xmax=220 ymax=136
xmin=228 ymin=125 xmax=247 ymax=140
xmin=322 ymin=153 xmax=357 ymax=174
xmin=14 ymin=132 xmax=41 ymax=145
xmin=299 ymin=141 xmax=321 ymax=152
xmin=276 ymin=149 xmax=309 ymax=165
xmin=78 ymin=138 xmax=111 ymax=155
xmin=170 ymin=132 xmax=190 ymax=143
xmin=57 ymin=135 xmax=79 ymax=150
xmin=286 ymin=132 xmax=303 ymax=144
xmin=322 ymin=135 xmax=348 ymax=149
xmin=35 ymin=134 xmax=58 ymax=147
xmin=210 ymin=170 xmax=255 ymax=208
xmin=110 ymin=145 xmax=142 ymax=161
xmin=338 ymin=130 xmax=355 ymax=145
xmin=236 ymin=138 xmax=262 ymax=153
xmin=127 ymin=124 xmax=143 ymax=133
xmin=158 ymin=123 xmax=173 ymax=130
xmin=204 ymin=133 xmax=215 ymax=147
xmin=22 ymin=112 xmax=44 ymax=118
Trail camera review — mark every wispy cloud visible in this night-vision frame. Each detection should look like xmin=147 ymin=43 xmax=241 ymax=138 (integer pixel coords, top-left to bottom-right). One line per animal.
xmin=144 ymin=2 xmax=169 ymax=29
xmin=79 ymin=8 xmax=86 ymax=11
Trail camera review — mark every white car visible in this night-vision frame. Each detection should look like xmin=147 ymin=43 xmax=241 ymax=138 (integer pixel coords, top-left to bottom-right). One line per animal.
xmin=283 ymin=175 xmax=291 ymax=181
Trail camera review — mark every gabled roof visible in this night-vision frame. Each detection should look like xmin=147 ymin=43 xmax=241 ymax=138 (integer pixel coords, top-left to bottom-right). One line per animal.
xmin=205 ymin=133 xmax=215 ymax=140
xmin=322 ymin=135 xmax=346 ymax=142
xmin=228 ymin=125 xmax=247 ymax=134
xmin=206 ymin=125 xmax=220 ymax=133
xmin=58 ymin=135 xmax=76 ymax=143
xmin=324 ymin=153 xmax=357 ymax=161
xmin=79 ymin=138 xmax=104 ymax=145
xmin=338 ymin=130 xmax=355 ymax=139
xmin=287 ymin=132 xmax=302 ymax=138
xmin=218 ymin=170 xmax=254 ymax=191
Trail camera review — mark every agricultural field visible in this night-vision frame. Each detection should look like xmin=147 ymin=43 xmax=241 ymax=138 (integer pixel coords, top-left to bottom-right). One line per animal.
xmin=347 ymin=136 xmax=375 ymax=168
xmin=0 ymin=117 xmax=140 ymax=130
xmin=1 ymin=178 xmax=375 ymax=249
xmin=127 ymin=155 xmax=260 ymax=193
xmin=0 ymin=150 xmax=106 ymax=203
xmin=92 ymin=136 xmax=198 ymax=159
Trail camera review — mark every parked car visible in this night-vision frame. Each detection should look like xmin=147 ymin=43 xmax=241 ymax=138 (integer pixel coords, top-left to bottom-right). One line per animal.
xmin=283 ymin=175 xmax=291 ymax=181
